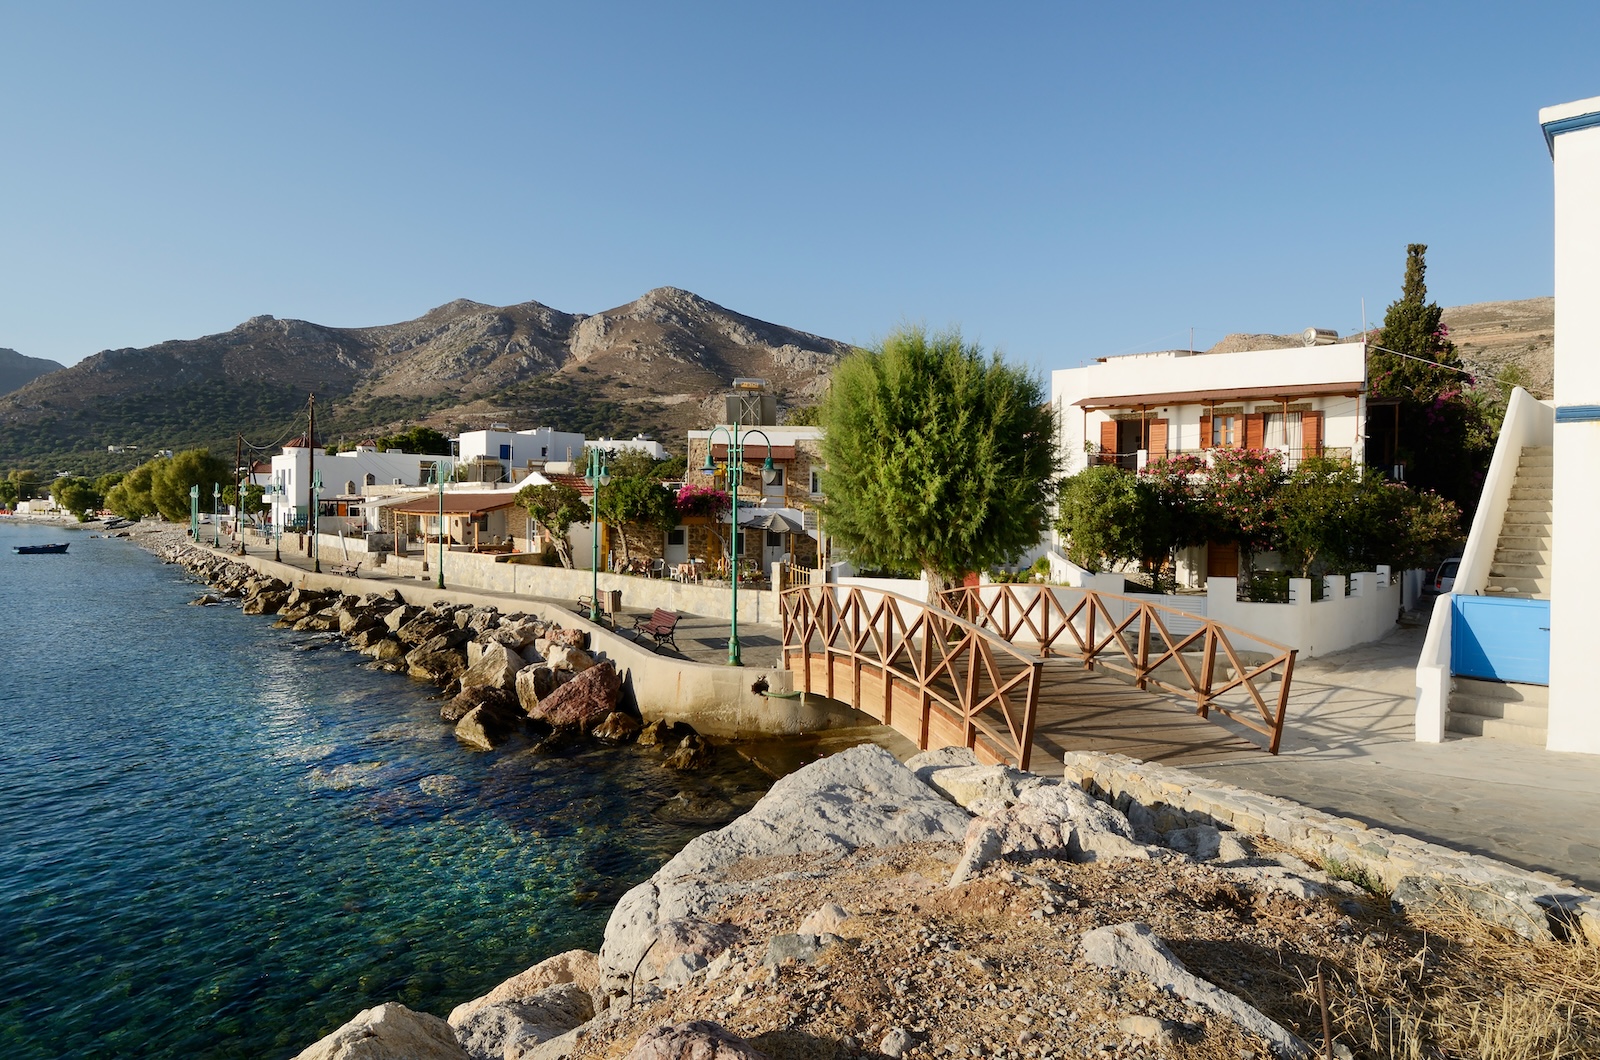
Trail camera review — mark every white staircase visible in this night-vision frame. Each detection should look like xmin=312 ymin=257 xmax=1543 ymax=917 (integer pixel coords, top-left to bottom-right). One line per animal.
xmin=1484 ymin=446 xmax=1552 ymax=598
xmin=1446 ymin=678 xmax=1549 ymax=746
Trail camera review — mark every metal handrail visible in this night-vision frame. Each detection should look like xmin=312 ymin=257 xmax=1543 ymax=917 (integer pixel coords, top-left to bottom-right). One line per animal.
xmin=939 ymin=583 xmax=1297 ymax=754
xmin=780 ymin=584 xmax=1043 ymax=769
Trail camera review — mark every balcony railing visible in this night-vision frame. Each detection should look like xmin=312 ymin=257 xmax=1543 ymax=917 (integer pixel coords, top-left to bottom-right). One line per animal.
xmin=1095 ymin=446 xmax=1352 ymax=472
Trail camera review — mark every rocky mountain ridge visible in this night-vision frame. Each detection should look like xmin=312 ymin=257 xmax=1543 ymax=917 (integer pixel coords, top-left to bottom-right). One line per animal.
xmin=0 ymin=347 xmax=67 ymax=396
xmin=0 ymin=288 xmax=850 ymax=472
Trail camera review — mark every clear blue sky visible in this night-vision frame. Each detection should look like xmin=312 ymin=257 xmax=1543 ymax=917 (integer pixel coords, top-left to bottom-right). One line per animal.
xmin=1 ymin=2 xmax=1593 ymax=373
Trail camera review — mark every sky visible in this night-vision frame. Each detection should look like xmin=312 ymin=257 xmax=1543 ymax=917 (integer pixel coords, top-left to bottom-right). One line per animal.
xmin=1 ymin=2 xmax=1595 ymax=375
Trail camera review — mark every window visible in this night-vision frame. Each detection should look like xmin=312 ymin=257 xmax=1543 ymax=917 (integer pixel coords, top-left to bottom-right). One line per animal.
xmin=1211 ymin=416 xmax=1238 ymax=448
xmin=364 ymin=473 xmax=376 ymax=487
xmin=667 ymin=527 xmax=686 ymax=546
xmin=1264 ymin=412 xmax=1303 ymax=451
xmin=766 ymin=531 xmax=784 ymax=548
xmin=810 ymin=469 xmax=822 ymax=494
xmin=344 ymin=480 xmax=356 ymax=496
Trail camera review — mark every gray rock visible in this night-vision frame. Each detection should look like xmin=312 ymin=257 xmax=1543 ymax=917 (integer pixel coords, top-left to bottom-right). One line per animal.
xmin=624 ymin=1022 xmax=767 ymax=1060
xmin=1219 ymin=865 xmax=1329 ymax=901
xmin=1081 ymin=922 xmax=1311 ymax=1058
xmin=880 ymin=1027 xmax=914 ymax=1059
xmin=449 ymin=983 xmax=593 ymax=1060
xmin=665 ymin=734 xmax=714 ymax=771
xmin=455 ymin=703 xmax=519 ymax=751
xmin=905 ymin=744 xmax=979 ymax=780
xmin=1116 ymin=1015 xmax=1176 ymax=1042
xmin=1165 ymin=825 xmax=1222 ymax=860
xmin=459 ymin=641 xmax=525 ymax=692
xmin=761 ymin=933 xmax=837 ymax=966
xmin=1391 ymin=875 xmax=1567 ymax=942
xmin=1016 ymin=784 xmax=1148 ymax=862
xmin=597 ymin=744 xmax=970 ymax=1000
xmin=289 ymin=1002 xmax=468 ymax=1060
xmin=797 ymin=902 xmax=851 ymax=935
xmin=544 ymin=644 xmax=596 ymax=673
xmin=920 ymin=763 xmax=1039 ymax=809
xmin=515 ymin=665 xmax=560 ymax=714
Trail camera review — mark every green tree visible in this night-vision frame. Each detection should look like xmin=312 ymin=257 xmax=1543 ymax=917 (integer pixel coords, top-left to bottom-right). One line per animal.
xmin=0 ymin=479 xmax=17 ymax=509
xmin=374 ymin=426 xmax=452 ymax=455
xmin=1277 ymin=457 xmax=1461 ymax=579
xmin=820 ymin=325 xmax=1060 ymax=598
xmin=1367 ymin=244 xmax=1496 ymax=515
xmin=50 ymin=476 xmax=103 ymax=520
xmin=516 ymin=481 xmax=587 ymax=567
xmin=150 ymin=449 xmax=232 ymax=522
xmin=594 ymin=449 xmax=679 ymax=563
xmin=223 ymin=482 xmax=268 ymax=517
xmin=1056 ymin=465 xmax=1147 ymax=573
xmin=783 ymin=405 xmax=822 ymax=427
xmin=105 ymin=462 xmax=160 ymax=519
xmin=1196 ymin=448 xmax=1286 ymax=559
xmin=7 ymin=469 xmax=41 ymax=502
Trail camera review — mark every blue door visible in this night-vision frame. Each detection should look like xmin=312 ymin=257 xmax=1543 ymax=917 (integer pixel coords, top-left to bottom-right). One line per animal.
xmin=499 ymin=444 xmax=512 ymax=461
xmin=1451 ymin=596 xmax=1550 ymax=684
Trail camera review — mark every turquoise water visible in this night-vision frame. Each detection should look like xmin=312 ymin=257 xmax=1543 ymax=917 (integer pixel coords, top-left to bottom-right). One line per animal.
xmin=0 ymin=523 xmax=771 ymax=1059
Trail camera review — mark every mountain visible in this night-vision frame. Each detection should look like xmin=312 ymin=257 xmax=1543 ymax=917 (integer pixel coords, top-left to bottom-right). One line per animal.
xmin=0 ymin=349 xmax=66 ymax=397
xmin=0 ymin=288 xmax=850 ymax=473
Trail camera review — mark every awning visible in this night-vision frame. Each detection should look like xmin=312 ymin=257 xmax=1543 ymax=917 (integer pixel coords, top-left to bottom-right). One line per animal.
xmin=711 ymin=443 xmax=797 ymax=461
xmin=388 ymin=494 xmax=518 ymax=516
xmin=1073 ymin=381 xmax=1362 ymax=410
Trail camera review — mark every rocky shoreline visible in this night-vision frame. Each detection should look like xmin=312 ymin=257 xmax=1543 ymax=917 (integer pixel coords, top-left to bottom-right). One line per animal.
xmin=286 ymin=743 xmax=1598 ymax=1060
xmin=161 ymin=541 xmax=717 ymax=765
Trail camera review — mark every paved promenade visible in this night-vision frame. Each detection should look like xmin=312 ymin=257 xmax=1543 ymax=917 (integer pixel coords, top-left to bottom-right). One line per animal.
xmin=176 ymin=533 xmax=1600 ymax=890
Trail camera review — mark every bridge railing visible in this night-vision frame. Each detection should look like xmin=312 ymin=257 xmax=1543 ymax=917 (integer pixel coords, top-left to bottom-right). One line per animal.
xmin=780 ymin=584 xmax=1043 ymax=769
xmin=939 ymin=583 xmax=1297 ymax=754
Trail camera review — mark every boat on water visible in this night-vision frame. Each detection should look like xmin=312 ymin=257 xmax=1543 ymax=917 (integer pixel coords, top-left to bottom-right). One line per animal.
xmin=14 ymin=543 xmax=69 ymax=555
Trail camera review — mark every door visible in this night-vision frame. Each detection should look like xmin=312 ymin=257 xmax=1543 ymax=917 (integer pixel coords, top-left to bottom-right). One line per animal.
xmin=763 ymin=530 xmax=787 ymax=571
xmin=1451 ymin=596 xmax=1551 ymax=684
xmin=1207 ymin=541 xmax=1239 ymax=579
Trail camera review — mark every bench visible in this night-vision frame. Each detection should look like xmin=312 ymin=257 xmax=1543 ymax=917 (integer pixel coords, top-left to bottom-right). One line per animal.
xmin=331 ymin=562 xmax=362 ymax=578
xmin=631 ymin=608 xmax=680 ymax=653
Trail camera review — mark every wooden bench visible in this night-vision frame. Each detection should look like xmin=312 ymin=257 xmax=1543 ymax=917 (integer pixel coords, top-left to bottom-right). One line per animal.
xmin=331 ymin=561 xmax=362 ymax=578
xmin=630 ymin=608 xmax=680 ymax=653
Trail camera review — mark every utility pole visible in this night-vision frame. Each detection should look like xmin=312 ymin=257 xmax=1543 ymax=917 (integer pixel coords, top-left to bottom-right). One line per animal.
xmin=235 ymin=433 xmax=245 ymax=555
xmin=308 ymin=394 xmax=320 ymax=573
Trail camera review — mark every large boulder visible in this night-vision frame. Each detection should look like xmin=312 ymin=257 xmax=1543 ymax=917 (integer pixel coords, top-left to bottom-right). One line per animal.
xmin=289 ymin=1002 xmax=467 ymax=1060
xmin=450 ymin=950 xmax=599 ymax=1026
xmin=385 ymin=605 xmax=421 ymax=634
xmin=527 ymin=662 xmax=621 ymax=731
xmin=243 ymin=590 xmax=288 ymax=616
xmin=348 ymin=626 xmax=390 ymax=652
xmin=407 ymin=645 xmax=468 ymax=684
xmin=543 ymin=645 xmax=595 ymax=673
xmin=396 ymin=613 xmax=456 ymax=646
xmin=449 ymin=982 xmax=593 ymax=1060
xmin=460 ymin=641 xmax=526 ymax=692
xmin=597 ymin=744 xmax=971 ymax=1002
xmin=456 ymin=703 xmax=520 ymax=751
xmin=593 ymin=711 xmax=643 ymax=743
xmin=443 ymin=685 xmax=521 ymax=724
xmin=665 ymin=734 xmax=713 ymax=772
xmin=515 ymin=665 xmax=561 ymax=715
xmin=547 ymin=627 xmax=588 ymax=650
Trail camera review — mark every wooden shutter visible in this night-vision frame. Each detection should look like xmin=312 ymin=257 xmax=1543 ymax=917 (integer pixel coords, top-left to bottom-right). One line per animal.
xmin=1244 ymin=413 xmax=1265 ymax=450
xmin=1303 ymin=411 xmax=1324 ymax=457
xmin=1147 ymin=419 xmax=1169 ymax=460
xmin=1199 ymin=414 xmax=1213 ymax=450
xmin=1098 ymin=420 xmax=1118 ymax=464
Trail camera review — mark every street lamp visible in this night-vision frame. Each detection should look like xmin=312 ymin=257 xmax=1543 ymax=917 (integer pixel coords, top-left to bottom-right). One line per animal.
xmin=212 ymin=483 xmax=221 ymax=548
xmin=701 ymin=423 xmax=776 ymax=665
xmin=272 ymin=471 xmax=285 ymax=562
xmin=311 ymin=470 xmax=323 ymax=573
xmin=584 ymin=447 xmax=611 ymax=623
xmin=190 ymin=484 xmax=200 ymax=541
xmin=432 ymin=457 xmax=455 ymax=589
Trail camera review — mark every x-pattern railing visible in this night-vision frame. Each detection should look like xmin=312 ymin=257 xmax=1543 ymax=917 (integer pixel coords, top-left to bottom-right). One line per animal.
xmin=940 ymin=583 xmax=1297 ymax=754
xmin=780 ymin=585 xmax=1043 ymax=769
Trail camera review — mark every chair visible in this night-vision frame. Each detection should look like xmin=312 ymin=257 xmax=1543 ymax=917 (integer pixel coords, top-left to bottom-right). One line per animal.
xmin=648 ymin=558 xmax=666 ymax=579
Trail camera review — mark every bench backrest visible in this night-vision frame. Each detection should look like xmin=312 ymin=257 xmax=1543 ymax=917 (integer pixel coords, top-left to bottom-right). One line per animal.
xmin=651 ymin=608 xmax=678 ymax=627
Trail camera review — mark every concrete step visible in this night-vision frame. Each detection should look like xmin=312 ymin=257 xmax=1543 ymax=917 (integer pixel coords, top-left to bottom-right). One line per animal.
xmin=1484 ymin=557 xmax=1548 ymax=573
xmin=1483 ymin=581 xmax=1550 ymax=597
xmin=1451 ymin=679 xmax=1549 ymax=728
xmin=1508 ymin=486 xmax=1553 ymax=502
xmin=1497 ymin=527 xmax=1551 ymax=543
xmin=1502 ymin=509 xmax=1552 ymax=525
xmin=1445 ymin=712 xmax=1548 ymax=746
xmin=1506 ymin=498 xmax=1554 ymax=513
xmin=1520 ymin=446 xmax=1553 ymax=465
xmin=1453 ymin=677 xmax=1548 ymax=705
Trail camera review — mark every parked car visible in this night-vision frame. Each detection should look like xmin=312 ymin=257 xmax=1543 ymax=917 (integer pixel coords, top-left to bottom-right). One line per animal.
xmin=1433 ymin=557 xmax=1460 ymax=594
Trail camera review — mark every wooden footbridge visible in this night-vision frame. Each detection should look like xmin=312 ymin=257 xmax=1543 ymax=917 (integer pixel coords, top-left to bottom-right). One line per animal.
xmin=778 ymin=583 xmax=1298 ymax=773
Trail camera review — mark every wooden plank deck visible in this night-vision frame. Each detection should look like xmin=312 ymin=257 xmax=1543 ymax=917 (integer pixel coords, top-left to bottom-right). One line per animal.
xmin=1024 ymin=658 xmax=1266 ymax=777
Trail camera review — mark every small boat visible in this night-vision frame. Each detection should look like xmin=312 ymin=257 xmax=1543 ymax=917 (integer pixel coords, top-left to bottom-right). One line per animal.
xmin=13 ymin=543 xmax=69 ymax=555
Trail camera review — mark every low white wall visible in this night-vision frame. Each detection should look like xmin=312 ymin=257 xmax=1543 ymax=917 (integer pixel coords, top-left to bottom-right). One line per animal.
xmin=1457 ymin=387 xmax=1554 ymax=595
xmin=833 ymin=575 xmax=931 ymax=629
xmin=1045 ymin=550 xmax=1126 ymax=592
xmin=1414 ymin=592 xmax=1453 ymax=742
xmin=1205 ymin=567 xmax=1399 ymax=658
xmin=378 ymin=551 xmax=781 ymax=623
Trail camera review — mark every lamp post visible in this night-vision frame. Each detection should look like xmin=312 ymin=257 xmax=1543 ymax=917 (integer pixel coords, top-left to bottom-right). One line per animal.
xmin=584 ymin=447 xmax=611 ymax=623
xmin=212 ymin=483 xmax=221 ymax=548
xmin=190 ymin=484 xmax=199 ymax=541
xmin=701 ymin=423 xmax=775 ymax=665
xmin=271 ymin=473 xmax=284 ymax=562
xmin=433 ymin=457 xmax=455 ymax=589
xmin=311 ymin=470 xmax=323 ymax=573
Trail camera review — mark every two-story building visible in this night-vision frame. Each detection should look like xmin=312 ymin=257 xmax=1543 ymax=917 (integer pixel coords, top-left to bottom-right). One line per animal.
xmin=1051 ymin=336 xmax=1369 ymax=582
xmin=267 ymin=438 xmax=434 ymax=533
xmin=457 ymin=425 xmax=587 ymax=484
xmin=681 ymin=423 xmax=826 ymax=576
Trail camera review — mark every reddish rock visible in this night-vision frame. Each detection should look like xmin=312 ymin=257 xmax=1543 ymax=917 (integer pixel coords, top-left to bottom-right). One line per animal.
xmin=625 ymin=1021 xmax=766 ymax=1060
xmin=527 ymin=661 xmax=620 ymax=731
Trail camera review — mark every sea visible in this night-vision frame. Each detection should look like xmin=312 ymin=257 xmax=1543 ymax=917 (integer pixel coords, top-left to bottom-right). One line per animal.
xmin=0 ymin=522 xmax=773 ymax=1060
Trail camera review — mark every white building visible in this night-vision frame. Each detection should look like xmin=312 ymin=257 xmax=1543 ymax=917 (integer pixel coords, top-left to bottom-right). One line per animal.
xmin=267 ymin=440 xmax=434 ymax=533
xmin=591 ymin=435 xmax=671 ymax=461
xmin=457 ymin=426 xmax=586 ymax=483
xmin=1052 ymin=340 xmax=1368 ymax=476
